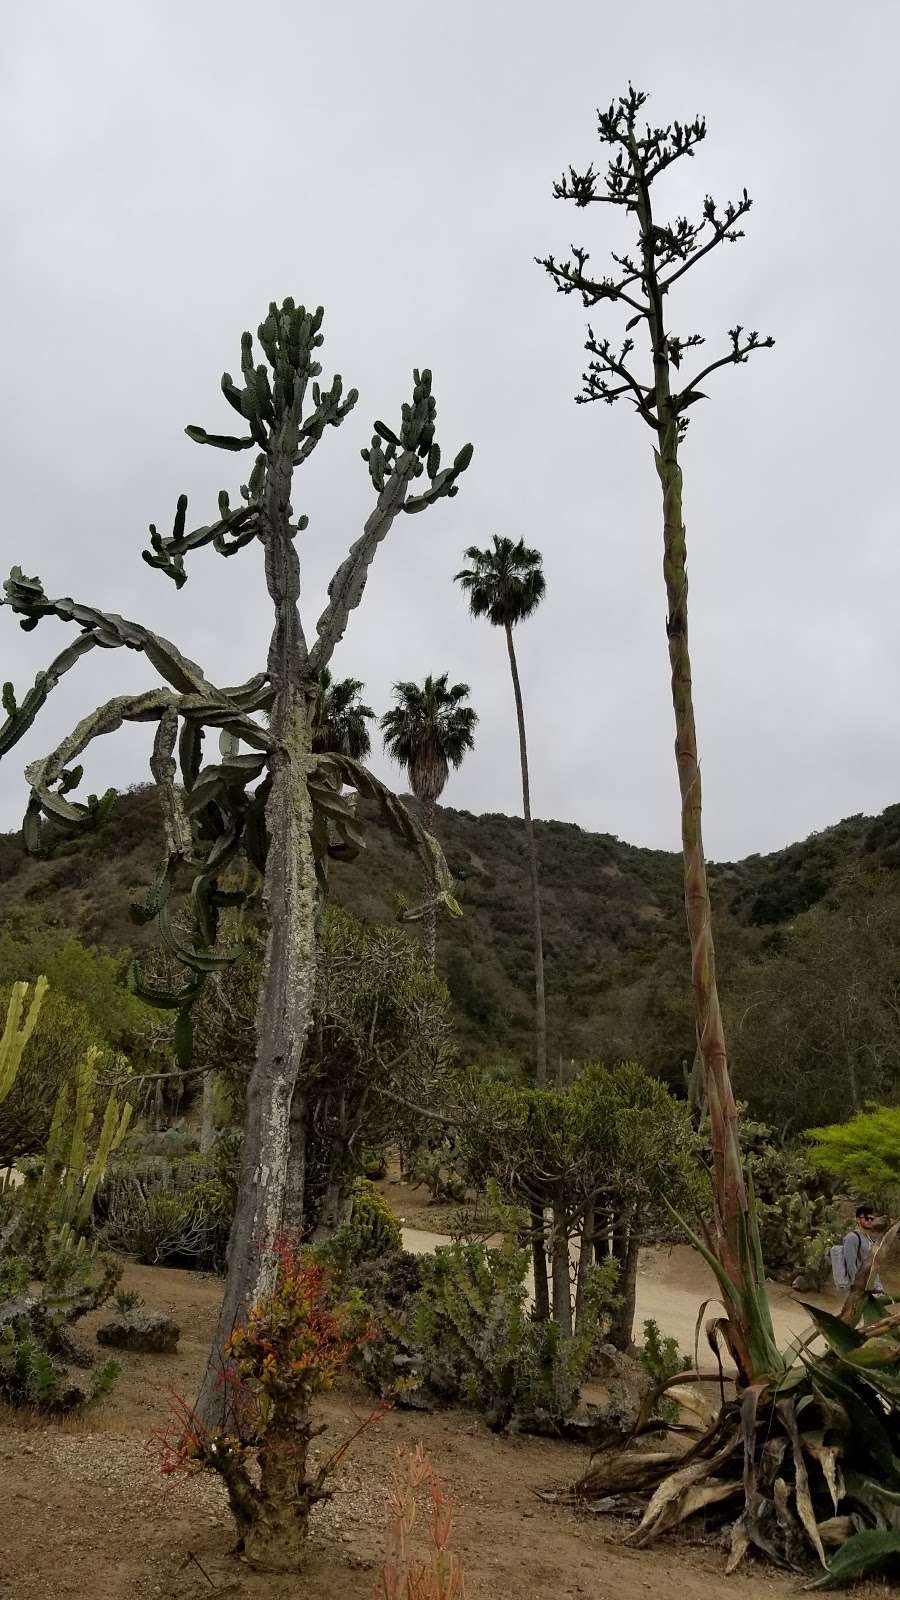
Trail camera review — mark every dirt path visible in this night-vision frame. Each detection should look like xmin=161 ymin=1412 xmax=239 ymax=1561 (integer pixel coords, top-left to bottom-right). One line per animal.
xmin=0 ymin=1260 xmax=865 ymax=1600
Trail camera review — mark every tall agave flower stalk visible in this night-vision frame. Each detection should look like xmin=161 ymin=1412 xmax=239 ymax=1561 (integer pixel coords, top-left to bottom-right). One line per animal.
xmin=541 ymin=87 xmax=776 ymax=1384
xmin=0 ymin=300 xmax=472 ymax=1427
xmin=541 ymin=94 xmax=900 ymax=1585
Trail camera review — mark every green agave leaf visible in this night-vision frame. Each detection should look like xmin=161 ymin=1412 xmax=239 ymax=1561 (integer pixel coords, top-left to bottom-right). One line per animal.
xmin=844 ymin=1335 xmax=900 ymax=1370
xmin=805 ymin=1355 xmax=900 ymax=1482
xmin=806 ymin=1527 xmax=900 ymax=1589
xmin=660 ymin=1193 xmax=743 ymax=1317
xmin=795 ymin=1301 xmax=866 ymax=1359
xmin=859 ymin=1293 xmax=890 ymax=1327
xmin=844 ymin=1471 xmax=900 ymax=1529
xmin=736 ymin=1204 xmax=784 ymax=1377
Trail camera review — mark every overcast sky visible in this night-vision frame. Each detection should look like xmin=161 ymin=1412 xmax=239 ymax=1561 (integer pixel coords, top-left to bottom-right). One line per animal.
xmin=1 ymin=1 xmax=897 ymax=861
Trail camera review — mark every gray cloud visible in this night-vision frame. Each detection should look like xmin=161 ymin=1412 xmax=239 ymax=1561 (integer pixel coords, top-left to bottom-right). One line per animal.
xmin=2 ymin=0 xmax=898 ymax=860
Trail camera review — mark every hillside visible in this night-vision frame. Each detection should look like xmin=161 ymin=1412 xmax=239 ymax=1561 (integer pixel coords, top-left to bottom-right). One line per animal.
xmin=3 ymin=786 xmax=900 ymax=1116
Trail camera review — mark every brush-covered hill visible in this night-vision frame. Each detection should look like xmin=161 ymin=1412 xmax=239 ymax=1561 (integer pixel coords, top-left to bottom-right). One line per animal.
xmin=3 ymin=785 xmax=900 ymax=1130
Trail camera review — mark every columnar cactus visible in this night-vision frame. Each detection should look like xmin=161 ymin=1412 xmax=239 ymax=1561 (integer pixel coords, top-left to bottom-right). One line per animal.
xmin=0 ymin=300 xmax=472 ymax=1426
xmin=28 ymin=1044 xmax=132 ymax=1237
xmin=0 ymin=976 xmax=47 ymax=1103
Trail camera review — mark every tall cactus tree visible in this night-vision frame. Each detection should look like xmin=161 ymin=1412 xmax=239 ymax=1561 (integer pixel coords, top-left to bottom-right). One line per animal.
xmin=0 ymin=299 xmax=472 ymax=1425
xmin=540 ymin=89 xmax=776 ymax=1382
xmin=455 ymin=537 xmax=548 ymax=1083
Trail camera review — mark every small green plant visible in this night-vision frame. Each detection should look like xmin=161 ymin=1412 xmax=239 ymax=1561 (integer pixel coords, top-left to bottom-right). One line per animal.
xmin=637 ymin=1318 xmax=688 ymax=1424
xmin=99 ymin=1173 xmax=231 ymax=1267
xmin=113 ymin=1286 xmax=144 ymax=1315
xmin=0 ymin=1224 xmax=120 ymax=1412
xmin=348 ymin=1179 xmax=402 ymax=1263
xmin=0 ymin=975 xmax=47 ymax=1100
xmin=361 ymin=1147 xmax=388 ymax=1181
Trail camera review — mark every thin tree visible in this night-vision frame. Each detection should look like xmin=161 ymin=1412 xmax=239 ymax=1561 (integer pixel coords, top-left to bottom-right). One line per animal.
xmin=540 ymin=88 xmax=777 ymax=1383
xmin=455 ymin=536 xmax=548 ymax=1083
xmin=381 ymin=675 xmax=477 ymax=968
xmin=312 ymin=667 xmax=374 ymax=758
xmin=0 ymin=301 xmax=471 ymax=1427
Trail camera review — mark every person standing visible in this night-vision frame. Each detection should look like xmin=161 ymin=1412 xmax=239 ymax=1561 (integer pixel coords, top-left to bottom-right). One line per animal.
xmin=842 ymin=1203 xmax=884 ymax=1294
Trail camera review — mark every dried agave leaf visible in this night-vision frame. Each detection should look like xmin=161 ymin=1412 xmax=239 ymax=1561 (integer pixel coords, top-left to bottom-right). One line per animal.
xmin=668 ymin=1385 xmax=718 ymax=1430
xmin=678 ymin=1477 xmax=741 ymax=1522
xmin=804 ymin=1432 xmax=845 ymax=1514
xmin=817 ymin=1515 xmax=854 ymax=1550
xmin=777 ymin=1398 xmax=827 ymax=1568
xmin=726 ymin=1516 xmax=750 ymax=1575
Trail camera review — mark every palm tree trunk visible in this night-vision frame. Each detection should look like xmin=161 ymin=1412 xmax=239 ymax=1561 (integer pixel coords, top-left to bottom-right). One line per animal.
xmin=421 ymin=795 xmax=437 ymax=971
xmin=632 ymin=144 xmax=750 ymax=1372
xmin=504 ymin=623 xmax=548 ymax=1085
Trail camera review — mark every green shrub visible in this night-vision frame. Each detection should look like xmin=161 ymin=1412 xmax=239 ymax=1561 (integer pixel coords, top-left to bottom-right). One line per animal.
xmin=407 ymin=1138 xmax=466 ymax=1204
xmin=95 ymin=1157 xmax=232 ymax=1268
xmin=807 ymin=1105 xmax=900 ymax=1206
xmin=638 ymin=1318 xmax=688 ymax=1423
xmin=739 ymin=1117 xmax=840 ymax=1286
xmin=0 ymin=1225 xmax=120 ymax=1413
xmin=411 ymin=1233 xmax=618 ymax=1431
xmin=360 ymin=1147 xmax=388 ymax=1181
xmin=340 ymin=1247 xmax=424 ymax=1397
xmin=347 ymin=1179 xmax=402 ymax=1264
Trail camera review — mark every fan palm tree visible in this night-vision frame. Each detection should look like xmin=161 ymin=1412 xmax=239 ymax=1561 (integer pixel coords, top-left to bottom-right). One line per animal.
xmin=455 ymin=535 xmax=548 ymax=1083
xmin=312 ymin=667 xmax=374 ymax=758
xmin=381 ymin=675 xmax=477 ymax=967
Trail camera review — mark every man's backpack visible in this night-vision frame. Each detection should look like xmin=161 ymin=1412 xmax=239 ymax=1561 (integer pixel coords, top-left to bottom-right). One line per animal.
xmin=830 ymin=1230 xmax=862 ymax=1292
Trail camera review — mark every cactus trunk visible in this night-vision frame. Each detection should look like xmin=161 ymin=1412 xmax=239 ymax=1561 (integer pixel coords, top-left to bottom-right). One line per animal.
xmin=197 ymin=444 xmax=319 ymax=1431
